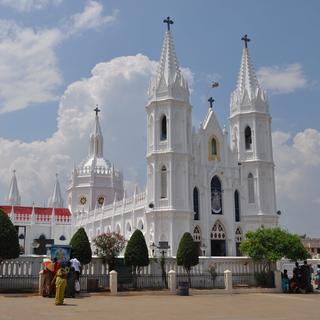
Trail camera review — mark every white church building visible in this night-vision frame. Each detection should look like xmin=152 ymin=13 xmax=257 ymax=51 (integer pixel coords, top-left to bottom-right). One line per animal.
xmin=2 ymin=20 xmax=279 ymax=257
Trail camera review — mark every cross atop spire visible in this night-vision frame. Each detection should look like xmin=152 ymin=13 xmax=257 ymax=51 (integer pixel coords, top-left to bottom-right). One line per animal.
xmin=94 ymin=105 xmax=100 ymax=116
xmin=208 ymin=97 xmax=215 ymax=108
xmin=241 ymin=34 xmax=250 ymax=48
xmin=163 ymin=16 xmax=173 ymax=31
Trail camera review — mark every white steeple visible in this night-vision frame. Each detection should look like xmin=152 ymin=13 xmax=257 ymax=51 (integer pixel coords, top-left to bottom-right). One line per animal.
xmin=148 ymin=17 xmax=189 ymax=103
xmin=89 ymin=106 xmax=103 ymax=158
xmin=236 ymin=47 xmax=260 ymax=99
xmin=48 ymin=173 xmax=64 ymax=208
xmin=230 ymin=34 xmax=267 ymax=116
xmin=7 ymin=169 xmax=21 ymax=206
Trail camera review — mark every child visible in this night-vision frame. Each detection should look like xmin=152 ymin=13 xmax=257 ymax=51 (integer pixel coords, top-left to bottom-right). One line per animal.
xmin=281 ymin=269 xmax=289 ymax=293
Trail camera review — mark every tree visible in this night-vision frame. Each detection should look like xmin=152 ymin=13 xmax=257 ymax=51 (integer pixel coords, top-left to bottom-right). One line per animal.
xmin=124 ymin=230 xmax=149 ymax=273
xmin=240 ymin=227 xmax=310 ymax=271
xmin=69 ymin=227 xmax=92 ymax=265
xmin=176 ymin=232 xmax=199 ymax=284
xmin=93 ymin=232 xmax=126 ymax=271
xmin=0 ymin=209 xmax=20 ymax=263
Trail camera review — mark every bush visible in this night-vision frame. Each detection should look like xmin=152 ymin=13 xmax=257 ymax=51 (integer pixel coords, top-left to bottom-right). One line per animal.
xmin=177 ymin=232 xmax=199 ymax=284
xmin=0 ymin=209 xmax=20 ymax=263
xmin=124 ymin=230 xmax=149 ymax=273
xmin=93 ymin=232 xmax=126 ymax=271
xmin=69 ymin=227 xmax=92 ymax=265
xmin=240 ymin=227 xmax=309 ymax=270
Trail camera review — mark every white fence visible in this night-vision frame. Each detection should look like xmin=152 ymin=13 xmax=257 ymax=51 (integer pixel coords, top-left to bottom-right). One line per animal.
xmin=0 ymin=255 xmax=271 ymax=278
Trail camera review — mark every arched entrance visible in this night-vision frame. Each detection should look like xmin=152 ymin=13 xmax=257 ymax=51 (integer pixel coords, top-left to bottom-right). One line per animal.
xmin=210 ymin=222 xmax=226 ymax=256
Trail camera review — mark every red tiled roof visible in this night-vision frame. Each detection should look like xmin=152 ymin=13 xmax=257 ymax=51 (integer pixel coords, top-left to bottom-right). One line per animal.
xmin=0 ymin=205 xmax=71 ymax=216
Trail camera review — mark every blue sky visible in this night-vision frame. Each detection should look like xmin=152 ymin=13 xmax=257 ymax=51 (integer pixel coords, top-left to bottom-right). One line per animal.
xmin=0 ymin=0 xmax=319 ymax=236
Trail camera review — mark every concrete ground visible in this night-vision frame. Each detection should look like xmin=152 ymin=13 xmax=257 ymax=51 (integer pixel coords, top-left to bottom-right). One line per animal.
xmin=0 ymin=292 xmax=319 ymax=320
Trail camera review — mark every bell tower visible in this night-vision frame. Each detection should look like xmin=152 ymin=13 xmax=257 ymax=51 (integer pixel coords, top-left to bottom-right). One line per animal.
xmin=146 ymin=17 xmax=193 ymax=254
xmin=229 ymin=35 xmax=278 ymax=229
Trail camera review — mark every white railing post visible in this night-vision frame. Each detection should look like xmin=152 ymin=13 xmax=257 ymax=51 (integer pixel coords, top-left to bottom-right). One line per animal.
xmin=274 ymin=270 xmax=282 ymax=292
xmin=224 ymin=269 xmax=232 ymax=292
xmin=168 ymin=270 xmax=176 ymax=294
xmin=109 ymin=270 xmax=118 ymax=295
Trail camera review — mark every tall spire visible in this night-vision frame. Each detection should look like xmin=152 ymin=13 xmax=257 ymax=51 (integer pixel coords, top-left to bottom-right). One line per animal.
xmin=89 ymin=106 xmax=103 ymax=158
xmin=48 ymin=173 xmax=64 ymax=208
xmin=148 ymin=17 xmax=189 ymax=102
xmin=7 ymin=169 xmax=21 ymax=205
xmin=230 ymin=35 xmax=268 ymax=117
xmin=236 ymin=43 xmax=260 ymax=99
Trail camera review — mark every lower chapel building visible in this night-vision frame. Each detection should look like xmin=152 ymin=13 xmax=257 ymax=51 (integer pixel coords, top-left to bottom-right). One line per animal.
xmin=1 ymin=25 xmax=279 ymax=257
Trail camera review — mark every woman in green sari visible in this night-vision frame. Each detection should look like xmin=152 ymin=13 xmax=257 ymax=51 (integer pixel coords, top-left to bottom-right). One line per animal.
xmin=54 ymin=263 xmax=67 ymax=305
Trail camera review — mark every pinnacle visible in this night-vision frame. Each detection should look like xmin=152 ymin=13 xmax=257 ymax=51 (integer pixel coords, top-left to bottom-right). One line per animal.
xmin=236 ymin=47 xmax=260 ymax=98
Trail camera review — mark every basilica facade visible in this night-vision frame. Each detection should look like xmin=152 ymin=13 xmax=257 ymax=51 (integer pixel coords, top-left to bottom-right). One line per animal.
xmin=70 ymin=24 xmax=279 ymax=256
xmin=2 ymin=22 xmax=279 ymax=257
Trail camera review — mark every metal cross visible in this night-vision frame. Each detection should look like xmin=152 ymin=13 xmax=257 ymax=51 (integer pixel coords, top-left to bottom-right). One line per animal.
xmin=163 ymin=17 xmax=174 ymax=31
xmin=208 ymin=97 xmax=215 ymax=108
xmin=241 ymin=34 xmax=250 ymax=48
xmin=94 ymin=105 xmax=100 ymax=116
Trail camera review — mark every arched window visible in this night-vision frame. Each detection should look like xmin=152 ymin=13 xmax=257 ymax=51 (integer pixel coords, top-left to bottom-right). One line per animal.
xmin=235 ymin=227 xmax=242 ymax=256
xmin=234 ymin=190 xmax=240 ymax=222
xmin=193 ymin=226 xmax=202 ymax=256
xmin=211 ymin=176 xmax=222 ymax=214
xmin=212 ymin=138 xmax=217 ymax=155
xmin=245 ymin=126 xmax=252 ymax=150
xmin=160 ymin=115 xmax=167 ymax=141
xmin=193 ymin=226 xmax=201 ymax=242
xmin=138 ymin=219 xmax=144 ymax=230
xmin=208 ymin=135 xmax=220 ymax=161
xmin=161 ymin=166 xmax=167 ymax=199
xmin=248 ymin=173 xmax=255 ymax=203
xmin=193 ymin=187 xmax=200 ymax=220
xmin=210 ymin=222 xmax=226 ymax=240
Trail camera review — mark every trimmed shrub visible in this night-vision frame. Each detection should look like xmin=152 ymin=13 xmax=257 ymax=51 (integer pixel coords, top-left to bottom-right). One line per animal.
xmin=69 ymin=227 xmax=92 ymax=265
xmin=124 ymin=230 xmax=149 ymax=272
xmin=177 ymin=232 xmax=199 ymax=280
xmin=0 ymin=209 xmax=20 ymax=263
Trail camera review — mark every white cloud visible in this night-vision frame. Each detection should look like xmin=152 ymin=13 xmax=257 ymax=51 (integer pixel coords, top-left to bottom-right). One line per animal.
xmin=0 ymin=2 xmax=117 ymax=113
xmin=68 ymin=1 xmax=118 ymax=35
xmin=0 ymin=54 xmax=156 ymax=205
xmin=273 ymin=129 xmax=320 ymax=236
xmin=0 ymin=0 xmax=63 ymax=11
xmin=0 ymin=20 xmax=63 ymax=113
xmin=0 ymin=53 xmax=194 ymax=208
xmin=257 ymin=63 xmax=307 ymax=94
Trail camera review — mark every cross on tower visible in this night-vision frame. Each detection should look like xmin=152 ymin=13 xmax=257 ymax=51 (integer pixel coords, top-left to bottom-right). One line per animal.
xmin=208 ymin=97 xmax=215 ymax=109
xmin=241 ymin=34 xmax=250 ymax=48
xmin=163 ymin=17 xmax=174 ymax=31
xmin=94 ymin=105 xmax=100 ymax=116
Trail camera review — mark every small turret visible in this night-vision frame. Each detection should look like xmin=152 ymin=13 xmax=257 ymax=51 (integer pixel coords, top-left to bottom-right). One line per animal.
xmin=48 ymin=173 xmax=64 ymax=208
xmin=7 ymin=169 xmax=21 ymax=206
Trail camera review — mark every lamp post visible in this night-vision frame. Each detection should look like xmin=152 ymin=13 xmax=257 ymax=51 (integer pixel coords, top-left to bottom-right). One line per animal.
xmin=150 ymin=241 xmax=170 ymax=288
xmin=200 ymin=243 xmax=207 ymax=257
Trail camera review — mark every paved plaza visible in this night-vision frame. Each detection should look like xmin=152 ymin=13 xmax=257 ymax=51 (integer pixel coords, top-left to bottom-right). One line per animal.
xmin=0 ymin=293 xmax=319 ymax=320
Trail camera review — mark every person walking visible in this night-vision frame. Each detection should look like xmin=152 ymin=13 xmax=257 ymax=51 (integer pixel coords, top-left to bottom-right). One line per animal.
xmin=70 ymin=257 xmax=81 ymax=294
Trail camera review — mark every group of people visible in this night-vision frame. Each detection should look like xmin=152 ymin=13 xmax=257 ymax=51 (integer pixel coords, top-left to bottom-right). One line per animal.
xmin=41 ymin=257 xmax=81 ymax=305
xmin=282 ymin=261 xmax=320 ymax=293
